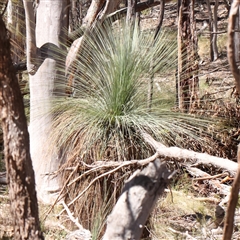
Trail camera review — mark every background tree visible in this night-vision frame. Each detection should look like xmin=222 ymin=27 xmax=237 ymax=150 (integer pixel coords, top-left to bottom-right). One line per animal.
xmin=228 ymin=0 xmax=240 ymax=93
xmin=177 ymin=0 xmax=199 ymax=112
xmin=206 ymin=0 xmax=219 ymax=61
xmin=0 ymin=15 xmax=43 ymax=240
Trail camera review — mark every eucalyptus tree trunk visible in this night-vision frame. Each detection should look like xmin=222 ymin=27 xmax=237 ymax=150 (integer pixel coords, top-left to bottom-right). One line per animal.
xmin=206 ymin=0 xmax=219 ymax=61
xmin=177 ymin=0 xmax=199 ymax=112
xmin=0 ymin=15 xmax=43 ymax=240
xmin=66 ymin=0 xmax=121 ymax=90
xmin=24 ymin=0 xmax=69 ymax=203
xmin=147 ymin=0 xmax=165 ymax=110
xmin=228 ymin=0 xmax=240 ymax=93
xmin=82 ymin=0 xmax=105 ymax=29
xmin=6 ymin=0 xmax=25 ymax=82
xmin=212 ymin=0 xmax=219 ymax=60
xmin=126 ymin=0 xmax=137 ymax=23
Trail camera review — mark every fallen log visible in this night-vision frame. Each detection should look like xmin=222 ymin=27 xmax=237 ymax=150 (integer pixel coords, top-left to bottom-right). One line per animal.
xmin=102 ymin=158 xmax=173 ymax=240
xmin=143 ymin=132 xmax=238 ymax=176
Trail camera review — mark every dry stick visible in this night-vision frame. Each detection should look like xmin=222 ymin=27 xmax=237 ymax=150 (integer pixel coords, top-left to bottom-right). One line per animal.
xmin=192 ymin=172 xmax=229 ymax=181
xmin=168 ymin=227 xmax=197 ymax=240
xmin=67 ymin=164 xmax=105 ymax=187
xmin=142 ymin=132 xmax=238 ymax=175
xmin=57 ymin=152 xmax=159 ymax=217
xmin=67 ymin=152 xmax=160 ymax=187
xmin=223 ymin=144 xmax=240 ymax=240
xmin=62 ymin=201 xmax=83 ymax=230
xmin=43 ymin=164 xmax=80 ymax=221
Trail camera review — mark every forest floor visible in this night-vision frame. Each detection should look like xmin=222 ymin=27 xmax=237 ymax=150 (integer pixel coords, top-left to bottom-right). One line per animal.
xmin=1 ymin=1 xmax=240 ymax=240
xmin=143 ymin=2 xmax=240 ymax=240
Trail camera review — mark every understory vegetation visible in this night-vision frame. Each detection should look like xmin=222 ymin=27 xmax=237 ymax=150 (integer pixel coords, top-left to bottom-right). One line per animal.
xmin=1 ymin=1 xmax=240 ymax=240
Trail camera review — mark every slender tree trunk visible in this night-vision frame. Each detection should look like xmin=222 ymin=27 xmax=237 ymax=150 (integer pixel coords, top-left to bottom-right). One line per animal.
xmin=206 ymin=0 xmax=219 ymax=61
xmin=0 ymin=16 xmax=43 ymax=240
xmin=148 ymin=1 xmax=165 ymax=110
xmin=82 ymin=0 xmax=105 ymax=29
xmin=228 ymin=0 xmax=240 ymax=93
xmin=212 ymin=0 xmax=219 ymax=60
xmin=24 ymin=0 xmax=69 ymax=203
xmin=154 ymin=0 xmax=165 ymax=39
xmin=177 ymin=0 xmax=199 ymax=112
xmin=223 ymin=145 xmax=240 ymax=240
xmin=127 ymin=0 xmax=138 ymax=23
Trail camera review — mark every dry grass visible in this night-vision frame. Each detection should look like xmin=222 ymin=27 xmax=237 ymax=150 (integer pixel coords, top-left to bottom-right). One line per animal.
xmin=150 ymin=179 xmax=216 ymax=239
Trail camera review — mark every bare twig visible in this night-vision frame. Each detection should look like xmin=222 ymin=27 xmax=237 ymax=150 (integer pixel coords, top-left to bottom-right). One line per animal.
xmin=168 ymin=227 xmax=197 ymax=240
xmin=62 ymin=201 xmax=83 ymax=230
xmin=43 ymin=164 xmax=80 ymax=221
xmin=67 ymin=152 xmax=159 ymax=187
xmin=192 ymin=172 xmax=229 ymax=181
xmin=57 ymin=152 xmax=159 ymax=217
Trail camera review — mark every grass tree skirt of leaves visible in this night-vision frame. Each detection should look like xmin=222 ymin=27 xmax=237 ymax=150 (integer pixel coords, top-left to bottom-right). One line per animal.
xmin=46 ymin=21 xmax=223 ymax=236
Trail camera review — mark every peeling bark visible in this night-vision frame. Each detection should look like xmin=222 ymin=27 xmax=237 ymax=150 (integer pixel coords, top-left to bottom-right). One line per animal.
xmin=177 ymin=0 xmax=199 ymax=112
xmin=0 ymin=16 xmax=43 ymax=240
xmin=223 ymin=146 xmax=240 ymax=239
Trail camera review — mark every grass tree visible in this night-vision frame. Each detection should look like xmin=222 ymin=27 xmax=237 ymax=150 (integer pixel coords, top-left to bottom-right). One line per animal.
xmin=47 ymin=21 xmax=212 ymax=231
xmin=51 ymin=22 xmax=208 ymax=162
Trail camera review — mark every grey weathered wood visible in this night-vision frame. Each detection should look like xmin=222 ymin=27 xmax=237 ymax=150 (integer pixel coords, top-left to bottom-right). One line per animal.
xmin=143 ymin=133 xmax=238 ymax=176
xmin=102 ymin=158 xmax=172 ymax=240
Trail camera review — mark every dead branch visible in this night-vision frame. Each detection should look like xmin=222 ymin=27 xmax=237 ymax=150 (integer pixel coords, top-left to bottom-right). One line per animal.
xmin=102 ymin=158 xmax=173 ymax=240
xmin=192 ymin=172 xmax=229 ymax=181
xmin=143 ymin=132 xmax=238 ymax=176
xmin=187 ymin=166 xmax=231 ymax=196
xmin=58 ymin=152 xmax=160 ymax=217
xmin=67 ymin=152 xmax=159 ymax=187
xmin=62 ymin=201 xmax=84 ymax=230
xmin=43 ymin=164 xmax=80 ymax=221
xmin=168 ymin=227 xmax=197 ymax=240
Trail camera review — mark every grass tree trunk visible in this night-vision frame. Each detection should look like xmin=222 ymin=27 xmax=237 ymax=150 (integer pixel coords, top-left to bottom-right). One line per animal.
xmin=24 ymin=0 xmax=69 ymax=203
xmin=177 ymin=0 xmax=199 ymax=112
xmin=0 ymin=16 xmax=43 ymax=240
